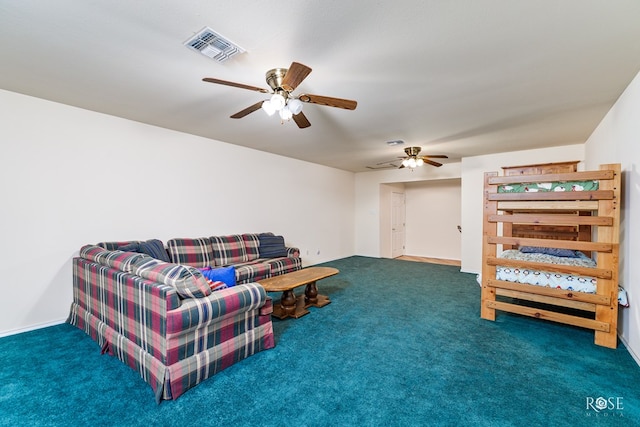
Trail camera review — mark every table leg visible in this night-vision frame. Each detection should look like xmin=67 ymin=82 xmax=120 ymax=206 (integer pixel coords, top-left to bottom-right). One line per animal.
xmin=304 ymin=281 xmax=318 ymax=305
xmin=280 ymin=290 xmax=297 ymax=317
xmin=272 ymin=289 xmax=310 ymax=320
xmin=304 ymin=281 xmax=331 ymax=308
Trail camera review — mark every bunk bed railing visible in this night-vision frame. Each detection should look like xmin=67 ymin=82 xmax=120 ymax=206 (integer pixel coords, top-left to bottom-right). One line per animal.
xmin=488 ymin=213 xmax=612 ymax=226
xmin=486 ymin=169 xmax=615 ymax=185
xmin=486 ymin=278 xmax=611 ymax=306
xmin=486 ymin=256 xmax=613 ymax=279
xmin=488 ymin=191 xmax=615 ymax=201
xmin=486 ymin=236 xmax=613 ymax=253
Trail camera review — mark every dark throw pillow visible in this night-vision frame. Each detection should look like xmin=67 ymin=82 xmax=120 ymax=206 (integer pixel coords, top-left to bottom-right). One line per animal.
xmin=519 ymin=246 xmax=579 ymax=258
xmin=258 ymin=234 xmax=288 ymax=258
xmin=119 ymin=239 xmax=171 ymax=262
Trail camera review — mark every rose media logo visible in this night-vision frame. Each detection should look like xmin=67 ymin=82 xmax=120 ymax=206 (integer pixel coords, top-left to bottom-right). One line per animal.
xmin=586 ymin=396 xmax=624 ymax=417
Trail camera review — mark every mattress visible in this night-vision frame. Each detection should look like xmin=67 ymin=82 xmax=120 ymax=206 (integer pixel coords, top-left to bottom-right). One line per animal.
xmin=498 ymin=180 xmax=599 ymax=193
xmin=494 ymin=249 xmax=628 ymax=307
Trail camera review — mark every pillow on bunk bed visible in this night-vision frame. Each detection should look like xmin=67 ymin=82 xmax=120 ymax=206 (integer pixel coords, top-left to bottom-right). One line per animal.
xmin=519 ymin=246 xmax=580 ymax=258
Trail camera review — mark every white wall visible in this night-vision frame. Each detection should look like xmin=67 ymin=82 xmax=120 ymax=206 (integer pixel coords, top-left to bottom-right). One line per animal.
xmin=0 ymin=89 xmax=355 ymax=336
xmin=405 ymin=179 xmax=462 ymax=260
xmin=459 ymin=144 xmax=585 ymax=273
xmin=355 ymin=163 xmax=462 ymax=258
xmin=584 ymin=70 xmax=640 ymax=362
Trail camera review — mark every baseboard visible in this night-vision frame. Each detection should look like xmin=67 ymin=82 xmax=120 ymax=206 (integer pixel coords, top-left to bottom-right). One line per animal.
xmin=0 ymin=318 xmax=68 ymax=338
xmin=619 ymin=335 xmax=640 ymax=367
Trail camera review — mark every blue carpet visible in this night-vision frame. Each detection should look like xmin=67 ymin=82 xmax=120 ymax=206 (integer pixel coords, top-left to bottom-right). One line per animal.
xmin=0 ymin=256 xmax=638 ymax=426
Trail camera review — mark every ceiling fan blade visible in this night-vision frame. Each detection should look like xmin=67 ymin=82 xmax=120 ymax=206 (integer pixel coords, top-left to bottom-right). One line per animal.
xmin=422 ymin=155 xmax=448 ymax=159
xmin=298 ymin=94 xmax=357 ymax=110
xmin=293 ymin=111 xmax=311 ymax=128
xmin=423 ymin=159 xmax=443 ymax=167
xmin=203 ymin=77 xmax=270 ymax=93
xmin=281 ymin=62 xmax=312 ymax=92
xmin=230 ymin=101 xmax=264 ymax=119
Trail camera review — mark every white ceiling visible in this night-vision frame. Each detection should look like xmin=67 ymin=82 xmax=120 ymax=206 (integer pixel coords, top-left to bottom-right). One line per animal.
xmin=2 ymin=1 xmax=640 ymax=172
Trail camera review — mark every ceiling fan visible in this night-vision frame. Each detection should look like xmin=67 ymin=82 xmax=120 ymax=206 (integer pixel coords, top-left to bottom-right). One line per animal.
xmin=367 ymin=146 xmax=447 ymax=170
xmin=202 ymin=62 xmax=357 ymax=128
xmin=395 ymin=146 xmax=448 ymax=169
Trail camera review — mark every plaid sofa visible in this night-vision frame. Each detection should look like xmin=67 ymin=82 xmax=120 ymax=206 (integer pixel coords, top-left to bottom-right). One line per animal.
xmin=67 ymin=243 xmax=276 ymax=402
xmin=165 ymin=233 xmax=302 ymax=283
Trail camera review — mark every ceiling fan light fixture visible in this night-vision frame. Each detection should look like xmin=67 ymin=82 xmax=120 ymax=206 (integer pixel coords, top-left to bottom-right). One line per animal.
xmin=279 ymin=106 xmax=293 ymax=121
xmin=270 ymin=93 xmax=286 ymax=111
xmin=287 ymin=98 xmax=303 ymax=115
xmin=416 ymin=158 xmax=424 ymax=166
xmin=261 ymin=100 xmax=276 ymax=116
xmin=407 ymin=158 xmax=417 ymax=168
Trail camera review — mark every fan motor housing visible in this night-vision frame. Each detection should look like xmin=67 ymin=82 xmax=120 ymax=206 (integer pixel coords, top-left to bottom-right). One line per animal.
xmin=405 ymin=146 xmax=422 ymax=156
xmin=265 ymin=68 xmax=288 ymax=91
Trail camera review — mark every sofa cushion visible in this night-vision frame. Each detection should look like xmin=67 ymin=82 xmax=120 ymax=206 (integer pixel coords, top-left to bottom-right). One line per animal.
xmin=258 ymin=234 xmax=288 ymax=258
xmin=199 ymin=266 xmax=236 ymax=288
xmin=79 ymin=245 xmax=146 ymax=273
xmin=242 ymin=234 xmax=261 ymax=261
xmin=167 ymin=238 xmax=214 ymax=268
xmin=210 ymin=235 xmax=248 ymax=266
xmin=98 ymin=240 xmax=142 ymax=251
xmin=119 ymin=239 xmax=171 ymax=262
xmin=233 ymin=261 xmax=272 ymax=284
xmin=133 ymin=258 xmax=211 ymax=299
xmin=262 ymin=256 xmax=302 ymax=276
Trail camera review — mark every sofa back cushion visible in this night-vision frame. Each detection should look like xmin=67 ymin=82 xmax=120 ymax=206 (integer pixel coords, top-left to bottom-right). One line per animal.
xmin=80 ymin=245 xmax=146 ymax=273
xmin=210 ymin=235 xmax=249 ymax=266
xmin=98 ymin=240 xmax=141 ymax=251
xmin=242 ymin=234 xmax=261 ymax=261
xmin=133 ymin=258 xmax=211 ymax=299
xmin=166 ymin=238 xmax=214 ymax=268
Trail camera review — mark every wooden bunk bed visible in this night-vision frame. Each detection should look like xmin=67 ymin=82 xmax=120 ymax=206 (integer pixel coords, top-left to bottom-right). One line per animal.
xmin=480 ymin=163 xmax=621 ymax=348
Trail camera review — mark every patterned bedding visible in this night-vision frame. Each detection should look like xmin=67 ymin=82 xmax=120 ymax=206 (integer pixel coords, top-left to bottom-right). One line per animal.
xmin=498 ymin=180 xmax=599 ymax=193
xmin=495 ymin=249 xmax=628 ymax=306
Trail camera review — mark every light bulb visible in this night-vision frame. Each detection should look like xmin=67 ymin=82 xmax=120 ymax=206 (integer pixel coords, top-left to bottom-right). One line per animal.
xmin=408 ymin=158 xmax=417 ymax=168
xmin=402 ymin=159 xmax=409 ymax=167
xmin=270 ymin=93 xmax=286 ymax=111
xmin=279 ymin=106 xmax=293 ymax=121
xmin=287 ymin=98 xmax=303 ymax=115
xmin=416 ymin=158 xmax=424 ymax=166
xmin=261 ymin=100 xmax=276 ymax=116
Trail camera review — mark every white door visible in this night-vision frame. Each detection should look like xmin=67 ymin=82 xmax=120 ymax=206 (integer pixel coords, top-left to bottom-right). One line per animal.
xmin=391 ymin=192 xmax=406 ymax=258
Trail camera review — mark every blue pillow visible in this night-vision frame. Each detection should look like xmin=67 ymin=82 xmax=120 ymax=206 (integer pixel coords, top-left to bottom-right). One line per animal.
xmin=119 ymin=239 xmax=171 ymax=262
xmin=520 ymin=246 xmax=579 ymax=258
xmin=258 ymin=234 xmax=288 ymax=258
xmin=199 ymin=266 xmax=236 ymax=287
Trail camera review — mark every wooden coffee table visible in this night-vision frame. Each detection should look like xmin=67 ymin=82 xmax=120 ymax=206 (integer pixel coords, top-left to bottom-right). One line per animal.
xmin=258 ymin=267 xmax=339 ymax=319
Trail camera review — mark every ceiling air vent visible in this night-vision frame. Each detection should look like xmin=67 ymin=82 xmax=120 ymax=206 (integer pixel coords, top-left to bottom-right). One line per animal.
xmin=184 ymin=27 xmax=245 ymax=62
xmin=386 ymin=140 xmax=405 ymax=146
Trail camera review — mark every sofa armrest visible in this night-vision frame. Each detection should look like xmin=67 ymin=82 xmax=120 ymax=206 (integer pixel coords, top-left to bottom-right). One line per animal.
xmin=166 ymin=283 xmax=268 ymax=333
xmin=286 ymin=247 xmax=300 ymax=257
